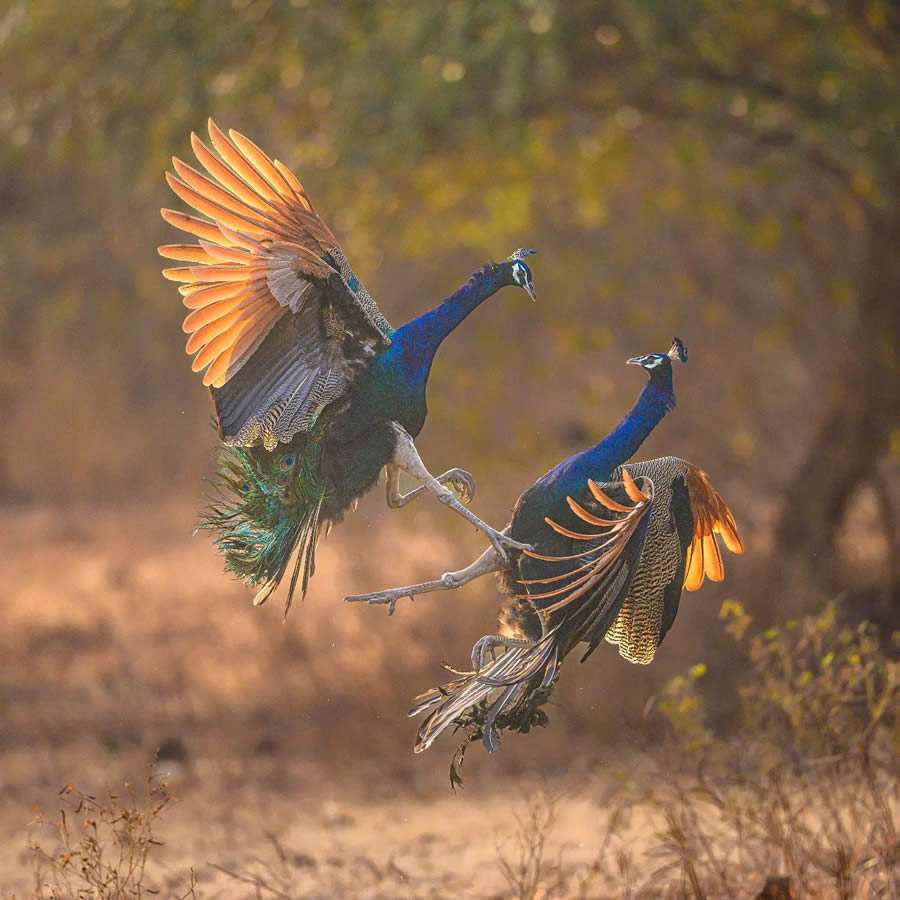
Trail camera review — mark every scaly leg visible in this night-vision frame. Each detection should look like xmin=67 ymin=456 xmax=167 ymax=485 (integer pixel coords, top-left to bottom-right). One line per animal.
xmin=346 ymin=546 xmax=501 ymax=615
xmin=385 ymin=463 xmax=475 ymax=508
xmin=470 ymin=634 xmax=536 ymax=672
xmin=390 ymin=427 xmax=533 ymax=558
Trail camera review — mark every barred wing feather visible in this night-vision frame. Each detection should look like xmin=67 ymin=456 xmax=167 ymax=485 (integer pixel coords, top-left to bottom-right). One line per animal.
xmin=411 ymin=471 xmax=654 ymax=754
xmin=160 ymin=119 xmax=393 ymax=449
xmin=604 ymin=458 xmax=744 ymax=664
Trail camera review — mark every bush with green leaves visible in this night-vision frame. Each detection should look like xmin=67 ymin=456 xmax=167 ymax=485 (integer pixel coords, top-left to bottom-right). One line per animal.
xmin=649 ymin=599 xmax=899 ymax=898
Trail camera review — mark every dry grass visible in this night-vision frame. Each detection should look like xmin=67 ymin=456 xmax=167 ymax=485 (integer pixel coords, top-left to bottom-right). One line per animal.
xmin=24 ymin=776 xmax=197 ymax=900
xmin=3 ymin=503 xmax=898 ymax=898
xmin=495 ymin=793 xmax=561 ymax=900
xmin=476 ymin=601 xmax=899 ymax=900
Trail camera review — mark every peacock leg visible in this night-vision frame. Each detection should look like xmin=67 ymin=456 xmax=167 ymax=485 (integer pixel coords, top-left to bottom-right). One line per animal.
xmin=471 ymin=634 xmax=536 ymax=672
xmin=345 ymin=546 xmax=501 ymax=615
xmin=390 ymin=427 xmax=533 ymax=558
xmin=384 ymin=464 xmax=475 ymax=508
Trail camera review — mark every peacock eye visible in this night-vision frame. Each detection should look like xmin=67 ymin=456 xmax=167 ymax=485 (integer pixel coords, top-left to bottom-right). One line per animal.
xmin=241 ymin=482 xmax=250 ymax=492
xmin=281 ymin=455 xmax=295 ymax=469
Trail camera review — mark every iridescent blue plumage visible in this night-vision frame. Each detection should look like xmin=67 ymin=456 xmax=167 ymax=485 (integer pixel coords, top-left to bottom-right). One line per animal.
xmin=347 ymin=261 xmax=527 ymax=440
xmin=511 ymin=349 xmax=682 ymax=539
xmin=347 ymin=337 xmax=743 ymax=774
xmin=320 ymin=260 xmax=538 ymax=511
xmin=159 ymin=121 xmax=538 ymax=614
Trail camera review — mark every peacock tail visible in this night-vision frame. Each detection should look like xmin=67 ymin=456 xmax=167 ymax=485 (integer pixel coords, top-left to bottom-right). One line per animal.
xmin=199 ymin=408 xmax=336 ymax=616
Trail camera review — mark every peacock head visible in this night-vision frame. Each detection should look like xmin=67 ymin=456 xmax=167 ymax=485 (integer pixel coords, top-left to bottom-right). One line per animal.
xmin=506 ymin=248 xmax=537 ymax=301
xmin=627 ymin=337 xmax=688 ymax=382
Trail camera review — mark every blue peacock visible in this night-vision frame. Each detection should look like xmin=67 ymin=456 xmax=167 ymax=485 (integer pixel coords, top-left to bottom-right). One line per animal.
xmin=348 ymin=339 xmax=743 ymax=774
xmin=158 ymin=120 xmax=537 ymax=614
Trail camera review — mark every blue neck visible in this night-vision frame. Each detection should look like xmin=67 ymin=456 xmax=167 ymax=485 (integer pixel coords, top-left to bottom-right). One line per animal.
xmin=357 ymin=263 xmax=510 ymax=437
xmin=550 ymin=377 xmax=675 ymax=489
xmin=392 ymin=264 xmax=505 ymax=377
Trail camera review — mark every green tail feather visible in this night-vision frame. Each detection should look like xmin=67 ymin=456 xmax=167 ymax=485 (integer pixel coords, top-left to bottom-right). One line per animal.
xmin=199 ymin=421 xmax=331 ymax=616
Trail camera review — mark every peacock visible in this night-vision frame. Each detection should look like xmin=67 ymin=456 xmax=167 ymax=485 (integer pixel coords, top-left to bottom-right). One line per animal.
xmin=158 ymin=120 xmax=538 ymax=614
xmin=347 ymin=339 xmax=743 ymax=772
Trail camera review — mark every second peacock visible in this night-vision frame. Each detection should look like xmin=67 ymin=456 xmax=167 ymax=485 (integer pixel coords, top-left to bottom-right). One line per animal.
xmin=348 ymin=339 xmax=743 ymax=771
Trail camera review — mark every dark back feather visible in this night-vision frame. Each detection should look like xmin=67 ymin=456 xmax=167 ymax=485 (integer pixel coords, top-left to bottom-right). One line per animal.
xmin=412 ymin=473 xmax=655 ymax=754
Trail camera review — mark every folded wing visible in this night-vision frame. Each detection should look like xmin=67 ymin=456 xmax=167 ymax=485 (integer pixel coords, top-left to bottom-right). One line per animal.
xmin=518 ymin=469 xmax=655 ymax=659
xmin=604 ymin=457 xmax=744 ymax=664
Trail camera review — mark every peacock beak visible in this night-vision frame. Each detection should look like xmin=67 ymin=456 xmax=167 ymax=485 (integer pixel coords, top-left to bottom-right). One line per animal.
xmin=523 ymin=282 xmax=537 ymax=302
xmin=626 ymin=356 xmax=644 ymax=366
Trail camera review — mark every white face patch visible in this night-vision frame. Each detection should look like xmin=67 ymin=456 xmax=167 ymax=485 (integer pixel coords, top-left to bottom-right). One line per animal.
xmin=643 ymin=356 xmax=664 ymax=369
xmin=511 ymin=261 xmax=526 ymax=285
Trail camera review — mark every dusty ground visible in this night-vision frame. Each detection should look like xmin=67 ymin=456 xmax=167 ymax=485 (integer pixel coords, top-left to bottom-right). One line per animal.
xmin=2 ymin=499 xmax=683 ymax=898
xmin=3 ymin=494 xmax=816 ymax=898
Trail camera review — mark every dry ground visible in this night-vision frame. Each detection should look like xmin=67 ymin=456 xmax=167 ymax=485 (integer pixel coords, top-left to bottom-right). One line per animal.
xmin=1 ymin=499 xmax=677 ymax=898
xmin=5 ymin=498 xmax=887 ymax=898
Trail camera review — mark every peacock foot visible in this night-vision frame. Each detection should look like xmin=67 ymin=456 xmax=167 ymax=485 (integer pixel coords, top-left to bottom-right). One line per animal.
xmin=345 ymin=571 xmax=464 ymax=615
xmin=484 ymin=528 xmax=534 ymax=560
xmin=471 ymin=634 xmax=536 ymax=671
xmin=345 ymin=587 xmax=414 ymax=616
xmin=439 ymin=468 xmax=475 ymax=504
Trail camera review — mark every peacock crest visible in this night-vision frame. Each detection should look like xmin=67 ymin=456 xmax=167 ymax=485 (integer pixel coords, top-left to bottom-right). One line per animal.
xmin=507 ymin=248 xmax=537 ymax=261
xmin=667 ymin=337 xmax=688 ymax=363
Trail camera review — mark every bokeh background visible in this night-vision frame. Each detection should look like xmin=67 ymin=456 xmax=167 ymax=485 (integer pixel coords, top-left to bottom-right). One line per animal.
xmin=2 ymin=1 xmax=898 ymax=895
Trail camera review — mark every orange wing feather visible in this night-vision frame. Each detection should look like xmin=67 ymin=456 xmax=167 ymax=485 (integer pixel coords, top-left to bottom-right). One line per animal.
xmin=520 ymin=470 xmax=654 ymax=614
xmin=683 ymin=467 xmax=744 ymax=591
xmin=159 ymin=119 xmax=340 ymax=388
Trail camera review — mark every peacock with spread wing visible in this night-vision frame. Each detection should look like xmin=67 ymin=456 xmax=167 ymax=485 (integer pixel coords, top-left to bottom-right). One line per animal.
xmin=159 ymin=120 xmax=537 ymax=614
xmin=348 ymin=339 xmax=743 ymax=777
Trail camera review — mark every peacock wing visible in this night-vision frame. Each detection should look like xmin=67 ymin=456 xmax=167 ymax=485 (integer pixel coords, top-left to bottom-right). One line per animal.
xmin=409 ymin=470 xmax=655 ymax=757
xmin=159 ymin=119 xmax=394 ymax=449
xmin=516 ymin=468 xmax=655 ymax=661
xmin=681 ymin=463 xmax=744 ymax=590
xmin=604 ymin=457 xmax=744 ymax=664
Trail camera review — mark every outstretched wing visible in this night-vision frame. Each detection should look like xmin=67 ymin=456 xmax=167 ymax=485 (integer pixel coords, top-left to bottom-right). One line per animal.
xmin=159 ymin=119 xmax=393 ymax=449
xmin=411 ymin=471 xmax=654 ymax=755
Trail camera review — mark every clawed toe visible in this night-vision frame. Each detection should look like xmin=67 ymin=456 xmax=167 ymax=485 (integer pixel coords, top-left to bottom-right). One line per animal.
xmin=471 ymin=635 xmax=505 ymax=671
xmin=471 ymin=636 xmax=492 ymax=672
xmin=345 ymin=591 xmax=412 ymax=615
xmin=487 ymin=533 xmax=511 ymax=562
xmin=444 ymin=468 xmax=475 ymax=504
xmin=500 ymin=533 xmax=534 ymax=552
xmin=487 ymin=529 xmax=532 ymax=559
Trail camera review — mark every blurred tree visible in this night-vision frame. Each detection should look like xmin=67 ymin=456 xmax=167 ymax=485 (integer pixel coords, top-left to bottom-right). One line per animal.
xmin=1 ymin=1 xmax=897 ymax=599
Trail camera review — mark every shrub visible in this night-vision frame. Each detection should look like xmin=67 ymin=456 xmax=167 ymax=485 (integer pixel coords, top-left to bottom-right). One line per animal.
xmin=26 ymin=775 xmax=196 ymax=900
xmin=646 ymin=599 xmax=899 ymax=898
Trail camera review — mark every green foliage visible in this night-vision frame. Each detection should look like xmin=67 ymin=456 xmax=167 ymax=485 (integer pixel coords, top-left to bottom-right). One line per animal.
xmin=2 ymin=0 xmax=897 ymax=504
xmin=663 ymin=599 xmax=899 ymax=762
xmin=657 ymin=660 xmax=712 ymax=752
xmin=740 ymin=602 xmax=900 ymax=759
xmin=4 ymin=1 xmax=897 ymax=191
xmin=649 ymin=599 xmax=899 ymax=897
